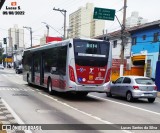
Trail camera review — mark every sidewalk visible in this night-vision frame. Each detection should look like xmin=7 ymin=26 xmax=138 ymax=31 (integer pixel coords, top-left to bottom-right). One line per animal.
xmin=1 ymin=68 xmax=15 ymax=73
xmin=157 ymin=91 xmax=160 ymax=98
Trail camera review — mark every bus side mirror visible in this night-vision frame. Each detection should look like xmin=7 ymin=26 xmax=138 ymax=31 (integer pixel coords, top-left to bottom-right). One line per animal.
xmin=69 ymin=43 xmax=72 ymax=48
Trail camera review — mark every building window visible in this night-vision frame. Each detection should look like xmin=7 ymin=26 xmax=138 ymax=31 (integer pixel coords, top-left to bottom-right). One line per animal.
xmin=113 ymin=40 xmax=117 ymax=48
xmin=132 ymin=37 xmax=137 ymax=45
xmin=142 ymin=35 xmax=146 ymax=40
xmin=153 ymin=32 xmax=159 ymax=42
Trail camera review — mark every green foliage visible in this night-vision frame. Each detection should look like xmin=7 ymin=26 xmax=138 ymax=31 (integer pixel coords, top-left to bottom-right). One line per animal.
xmin=0 ymin=48 xmax=4 ymax=63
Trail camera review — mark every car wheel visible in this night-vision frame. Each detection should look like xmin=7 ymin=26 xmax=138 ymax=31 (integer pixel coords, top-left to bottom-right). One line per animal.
xmin=106 ymin=92 xmax=112 ymax=97
xmin=126 ymin=92 xmax=133 ymax=102
xmin=148 ymin=98 xmax=155 ymax=103
xmin=48 ymin=79 xmax=53 ymax=95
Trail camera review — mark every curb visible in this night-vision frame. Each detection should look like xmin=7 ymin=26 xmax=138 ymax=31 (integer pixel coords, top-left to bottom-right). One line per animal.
xmin=157 ymin=92 xmax=160 ymax=98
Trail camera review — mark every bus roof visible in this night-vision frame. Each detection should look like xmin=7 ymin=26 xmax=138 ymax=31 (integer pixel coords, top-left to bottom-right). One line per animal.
xmin=24 ymin=38 xmax=109 ymax=53
xmin=24 ymin=39 xmax=70 ymax=52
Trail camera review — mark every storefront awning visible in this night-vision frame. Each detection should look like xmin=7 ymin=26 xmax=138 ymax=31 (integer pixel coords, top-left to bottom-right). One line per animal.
xmin=132 ymin=55 xmax=146 ymax=61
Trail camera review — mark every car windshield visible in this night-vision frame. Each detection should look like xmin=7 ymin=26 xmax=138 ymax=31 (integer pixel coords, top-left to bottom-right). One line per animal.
xmin=135 ymin=78 xmax=154 ymax=85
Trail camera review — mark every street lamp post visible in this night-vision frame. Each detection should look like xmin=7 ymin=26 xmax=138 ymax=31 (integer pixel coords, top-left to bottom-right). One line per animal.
xmin=23 ymin=26 xmax=33 ymax=48
xmin=42 ymin=22 xmax=49 ymax=37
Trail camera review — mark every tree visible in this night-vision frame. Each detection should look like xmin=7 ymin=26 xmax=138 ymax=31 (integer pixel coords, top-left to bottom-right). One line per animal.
xmin=0 ymin=48 xmax=4 ymax=64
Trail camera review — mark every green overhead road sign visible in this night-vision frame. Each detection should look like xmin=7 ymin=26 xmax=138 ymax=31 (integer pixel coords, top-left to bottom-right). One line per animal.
xmin=93 ymin=7 xmax=115 ymax=21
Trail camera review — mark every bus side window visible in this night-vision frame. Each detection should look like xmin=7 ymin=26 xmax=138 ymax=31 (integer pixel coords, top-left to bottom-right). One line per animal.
xmin=50 ymin=67 xmax=57 ymax=74
xmin=44 ymin=48 xmax=58 ymax=74
xmin=44 ymin=61 xmax=50 ymax=72
xmin=57 ymin=46 xmax=67 ymax=75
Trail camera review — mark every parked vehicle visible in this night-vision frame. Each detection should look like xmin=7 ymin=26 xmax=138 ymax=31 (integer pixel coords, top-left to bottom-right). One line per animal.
xmin=0 ymin=64 xmax=4 ymax=69
xmin=106 ymin=76 xmax=157 ymax=103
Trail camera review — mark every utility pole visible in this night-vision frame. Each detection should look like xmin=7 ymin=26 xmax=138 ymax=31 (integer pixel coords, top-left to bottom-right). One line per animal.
xmin=120 ymin=0 xmax=127 ymax=76
xmin=23 ymin=26 xmax=33 ymax=48
xmin=53 ymin=7 xmax=67 ymax=39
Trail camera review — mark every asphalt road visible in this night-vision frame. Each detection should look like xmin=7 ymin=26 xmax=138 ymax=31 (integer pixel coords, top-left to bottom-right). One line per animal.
xmin=0 ymin=68 xmax=160 ymax=133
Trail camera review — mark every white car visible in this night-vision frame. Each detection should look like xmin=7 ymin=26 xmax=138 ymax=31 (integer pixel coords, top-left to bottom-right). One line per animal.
xmin=0 ymin=64 xmax=4 ymax=69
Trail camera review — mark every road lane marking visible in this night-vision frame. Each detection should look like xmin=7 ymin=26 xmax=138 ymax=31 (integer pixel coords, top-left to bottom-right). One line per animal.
xmin=0 ymin=88 xmax=30 ymax=91
xmin=1 ymin=99 xmax=32 ymax=133
xmin=1 ymin=74 xmax=25 ymax=85
xmin=89 ymin=94 xmax=160 ymax=116
xmin=38 ymin=92 xmax=131 ymax=133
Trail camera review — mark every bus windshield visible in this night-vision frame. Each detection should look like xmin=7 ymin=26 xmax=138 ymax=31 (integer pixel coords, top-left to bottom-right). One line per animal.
xmin=74 ymin=39 xmax=110 ymax=67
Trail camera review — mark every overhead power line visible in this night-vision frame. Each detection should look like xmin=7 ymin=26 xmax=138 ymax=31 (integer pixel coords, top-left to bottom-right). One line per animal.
xmin=53 ymin=7 xmax=67 ymax=39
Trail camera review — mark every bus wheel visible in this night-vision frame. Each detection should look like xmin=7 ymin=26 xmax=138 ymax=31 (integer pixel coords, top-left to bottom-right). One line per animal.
xmin=48 ymin=79 xmax=53 ymax=95
xmin=27 ymin=75 xmax=31 ymax=85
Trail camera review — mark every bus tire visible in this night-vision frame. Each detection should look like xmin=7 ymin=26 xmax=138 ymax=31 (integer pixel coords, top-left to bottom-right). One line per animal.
xmin=27 ymin=74 xmax=31 ymax=85
xmin=48 ymin=79 xmax=53 ymax=95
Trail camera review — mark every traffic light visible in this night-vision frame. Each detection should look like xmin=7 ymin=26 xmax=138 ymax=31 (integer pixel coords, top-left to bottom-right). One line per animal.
xmin=3 ymin=38 xmax=7 ymax=44
xmin=14 ymin=44 xmax=17 ymax=50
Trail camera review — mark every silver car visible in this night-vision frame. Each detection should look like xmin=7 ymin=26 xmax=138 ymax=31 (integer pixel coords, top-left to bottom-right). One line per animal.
xmin=106 ymin=76 xmax=157 ymax=103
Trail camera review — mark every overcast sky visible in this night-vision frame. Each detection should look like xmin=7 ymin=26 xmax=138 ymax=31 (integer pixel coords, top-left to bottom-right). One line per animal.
xmin=0 ymin=0 xmax=160 ymax=47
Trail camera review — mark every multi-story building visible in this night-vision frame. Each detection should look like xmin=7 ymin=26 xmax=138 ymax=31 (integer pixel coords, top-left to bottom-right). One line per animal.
xmin=8 ymin=25 xmax=24 ymax=49
xmin=8 ymin=25 xmax=24 ymax=67
xmin=68 ymin=3 xmax=105 ymax=38
xmin=126 ymin=11 xmax=148 ymax=28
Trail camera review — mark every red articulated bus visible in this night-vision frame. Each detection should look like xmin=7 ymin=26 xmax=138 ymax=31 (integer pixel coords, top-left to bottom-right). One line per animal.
xmin=23 ymin=38 xmax=112 ymax=96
